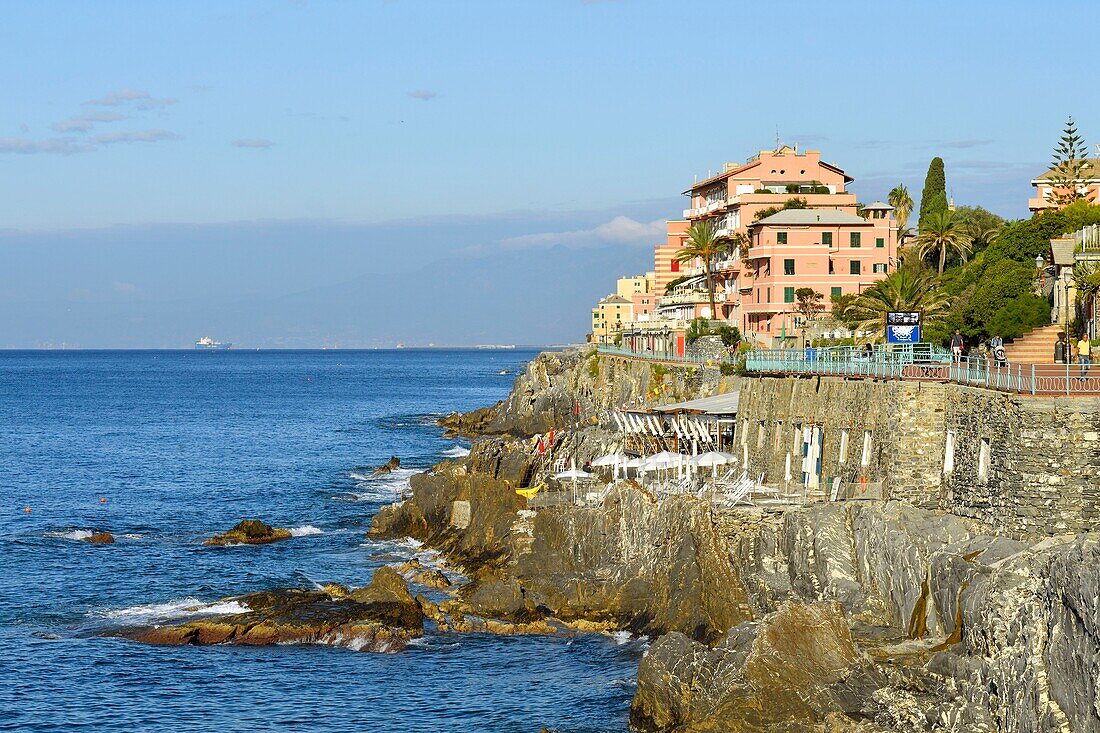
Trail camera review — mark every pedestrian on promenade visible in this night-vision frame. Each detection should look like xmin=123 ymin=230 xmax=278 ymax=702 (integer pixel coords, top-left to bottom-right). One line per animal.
xmin=1077 ymin=334 xmax=1092 ymax=378
xmin=1055 ymin=332 xmax=1068 ymax=364
xmin=950 ymin=329 xmax=964 ymax=362
xmin=990 ymin=334 xmax=1003 ymax=350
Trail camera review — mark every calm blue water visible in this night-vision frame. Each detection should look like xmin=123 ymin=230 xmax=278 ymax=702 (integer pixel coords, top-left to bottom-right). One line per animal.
xmin=0 ymin=350 xmax=639 ymax=732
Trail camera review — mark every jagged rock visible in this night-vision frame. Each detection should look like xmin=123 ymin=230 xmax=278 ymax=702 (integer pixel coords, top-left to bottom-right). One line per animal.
xmin=396 ymin=558 xmax=453 ymax=589
xmin=84 ymin=531 xmax=115 ymax=544
xmin=373 ymin=456 xmax=401 ymax=475
xmin=203 ymin=519 xmax=292 ymax=546
xmin=630 ymin=602 xmax=882 ymax=732
xmin=119 ymin=566 xmax=423 ymax=652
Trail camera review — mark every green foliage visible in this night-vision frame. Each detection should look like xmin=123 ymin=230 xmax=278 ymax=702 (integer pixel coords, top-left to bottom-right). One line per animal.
xmin=842 ymin=262 xmax=950 ymax=341
xmin=933 ymin=255 xmax=1050 ymax=343
xmin=918 ymin=157 xmax=948 ymax=231
xmin=989 ymin=201 xmax=1100 ymax=264
xmin=888 ymin=184 xmax=914 ymax=232
xmin=753 ymin=197 xmax=809 ymax=222
xmin=685 ymin=317 xmax=741 ymax=346
xmin=587 ymin=353 xmax=600 ymax=379
xmin=794 ymin=288 xmax=824 ymax=324
xmin=664 ymin=274 xmax=692 ymax=294
xmin=915 ymin=211 xmax=971 ymax=275
xmin=830 ymin=293 xmax=858 ymax=328
xmin=719 ymin=362 xmax=736 ymax=376
xmin=649 ymin=363 xmax=667 ymax=382
xmin=1048 ymin=116 xmax=1093 ymax=206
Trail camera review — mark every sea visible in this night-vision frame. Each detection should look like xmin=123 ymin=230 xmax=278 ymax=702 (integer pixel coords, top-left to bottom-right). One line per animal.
xmin=0 ymin=350 xmax=641 ymax=733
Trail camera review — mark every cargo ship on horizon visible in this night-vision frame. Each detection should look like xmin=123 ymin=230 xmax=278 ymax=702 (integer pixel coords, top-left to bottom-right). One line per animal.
xmin=194 ymin=336 xmax=232 ymax=350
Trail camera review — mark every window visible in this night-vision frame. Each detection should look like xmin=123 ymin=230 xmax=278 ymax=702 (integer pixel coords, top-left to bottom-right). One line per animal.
xmin=777 ymin=232 xmax=788 ymax=244
xmin=822 ymin=231 xmax=833 ymax=246
xmin=839 ymin=429 xmax=850 ymax=465
xmin=873 ymin=263 xmax=887 ymax=274
xmin=784 ymin=259 xmax=795 ymax=275
xmin=670 ymin=259 xmax=679 ymax=273
xmin=757 ymin=421 xmax=766 ymax=449
xmin=943 ymin=431 xmax=956 ymax=474
xmin=740 ymin=419 xmax=750 ymax=446
xmin=767 ymin=288 xmax=772 ymax=303
xmin=831 ymin=286 xmax=842 ymax=299
xmin=978 ymin=438 xmax=991 ymax=483
xmin=850 ymin=232 xmax=861 ymax=247
xmin=850 ymin=261 xmax=861 ymax=275
xmin=860 ymin=430 xmax=872 ymax=467
xmin=784 ymin=287 xmax=795 ymax=303
xmin=774 ymin=421 xmax=784 ymax=449
xmin=876 ymin=237 xmax=885 ymax=248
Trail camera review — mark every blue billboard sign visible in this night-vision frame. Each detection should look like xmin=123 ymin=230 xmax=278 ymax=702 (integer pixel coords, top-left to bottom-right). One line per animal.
xmin=886 ymin=311 xmax=921 ymax=344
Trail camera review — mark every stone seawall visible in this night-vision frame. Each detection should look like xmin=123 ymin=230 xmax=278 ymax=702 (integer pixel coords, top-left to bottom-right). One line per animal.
xmin=736 ymin=375 xmax=1100 ymax=537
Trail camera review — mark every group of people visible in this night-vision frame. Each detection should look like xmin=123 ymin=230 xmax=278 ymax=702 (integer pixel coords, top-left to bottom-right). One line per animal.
xmin=950 ymin=330 xmax=1009 ymax=367
xmin=949 ymin=328 xmax=1093 ymax=376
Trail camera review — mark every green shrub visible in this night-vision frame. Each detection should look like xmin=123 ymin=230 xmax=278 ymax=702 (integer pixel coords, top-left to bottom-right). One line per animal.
xmin=587 ymin=354 xmax=600 ymax=379
xmin=719 ymin=363 xmax=736 ymax=376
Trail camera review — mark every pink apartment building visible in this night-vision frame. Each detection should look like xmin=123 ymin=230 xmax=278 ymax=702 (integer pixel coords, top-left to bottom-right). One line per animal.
xmin=619 ymin=146 xmax=897 ymax=353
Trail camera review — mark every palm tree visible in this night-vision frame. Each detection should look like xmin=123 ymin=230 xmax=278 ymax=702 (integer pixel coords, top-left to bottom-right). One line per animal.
xmin=842 ymin=265 xmax=951 ymax=341
xmin=965 ymin=220 xmax=1003 ymax=252
xmin=676 ymin=220 xmax=730 ymax=321
xmin=888 ymin=184 xmax=914 ymax=233
xmin=914 ymin=211 xmax=972 ymax=275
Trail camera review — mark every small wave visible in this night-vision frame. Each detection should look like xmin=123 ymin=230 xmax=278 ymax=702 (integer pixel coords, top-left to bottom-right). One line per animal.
xmin=290 ymin=525 xmax=323 ymax=537
xmin=98 ymin=598 xmax=249 ymax=623
xmin=609 ymin=630 xmax=634 ymax=645
xmin=441 ymin=445 xmax=470 ymax=458
xmin=45 ymin=530 xmax=94 ymax=541
xmin=120 ymin=533 xmax=144 ymax=540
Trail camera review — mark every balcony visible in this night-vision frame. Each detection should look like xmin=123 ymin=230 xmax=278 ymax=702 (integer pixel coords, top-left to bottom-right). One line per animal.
xmin=658 ymin=290 xmax=714 ymax=306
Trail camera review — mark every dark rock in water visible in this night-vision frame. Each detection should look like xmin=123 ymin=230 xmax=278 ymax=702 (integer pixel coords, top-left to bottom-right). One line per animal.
xmin=439 ymin=407 xmax=494 ymax=439
xmin=631 ymin=601 xmax=883 ymax=732
xmin=397 ymin=558 xmax=451 ymax=589
xmin=119 ymin=566 xmax=424 ymax=652
xmin=85 ymin=531 xmax=115 ymax=544
xmin=203 ymin=519 xmax=292 ymax=546
xmin=373 ymin=456 xmax=401 ymax=476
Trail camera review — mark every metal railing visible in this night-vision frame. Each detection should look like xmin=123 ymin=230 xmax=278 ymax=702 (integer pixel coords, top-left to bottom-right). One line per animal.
xmin=747 ymin=344 xmax=1100 ymax=395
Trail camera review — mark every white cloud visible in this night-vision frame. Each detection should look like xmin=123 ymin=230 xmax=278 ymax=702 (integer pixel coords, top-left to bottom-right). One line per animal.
xmin=92 ymin=129 xmax=183 ymax=144
xmin=0 ymin=137 xmax=95 ymax=155
xmin=85 ymin=89 xmax=176 ymax=109
xmin=497 ymin=215 xmax=665 ymax=250
xmin=232 ymin=138 xmax=275 ymax=148
xmin=408 ymin=89 xmax=438 ymax=101
xmin=51 ymin=111 xmax=127 ymax=133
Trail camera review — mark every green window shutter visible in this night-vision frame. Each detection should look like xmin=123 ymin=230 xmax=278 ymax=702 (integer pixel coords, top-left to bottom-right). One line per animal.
xmin=831 ymin=287 xmax=842 ymax=298
xmin=850 ymin=232 xmax=861 ymax=247
xmin=876 ymin=237 xmax=884 ymax=248
xmin=777 ymin=232 xmax=787 ymax=244
xmin=784 ymin=258 xmax=795 ymax=275
xmin=784 ymin=287 xmax=795 ymax=303
xmin=822 ymin=231 xmax=832 ymax=245
xmin=850 ymin=261 xmax=861 ymax=275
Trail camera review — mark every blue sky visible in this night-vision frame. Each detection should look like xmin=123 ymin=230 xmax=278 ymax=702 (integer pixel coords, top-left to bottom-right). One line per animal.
xmin=2 ymin=0 xmax=1098 ymax=347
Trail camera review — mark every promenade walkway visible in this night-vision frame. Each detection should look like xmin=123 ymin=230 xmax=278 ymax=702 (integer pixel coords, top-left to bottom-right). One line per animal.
xmin=597 ymin=343 xmax=1100 ymax=396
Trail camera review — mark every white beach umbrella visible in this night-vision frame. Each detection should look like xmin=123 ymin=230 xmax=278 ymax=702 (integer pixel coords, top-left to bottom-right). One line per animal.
xmin=623 ymin=456 xmax=647 ymax=469
xmin=591 ymin=453 xmax=627 ymax=467
xmin=554 ymin=469 xmax=593 ymax=479
xmin=695 ymin=450 xmax=738 ymax=478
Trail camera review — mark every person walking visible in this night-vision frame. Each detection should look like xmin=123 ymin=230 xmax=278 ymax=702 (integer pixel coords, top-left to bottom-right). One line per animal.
xmin=1077 ymin=334 xmax=1092 ymax=378
xmin=950 ymin=329 xmax=965 ymax=362
xmin=1054 ymin=332 xmax=1068 ymax=364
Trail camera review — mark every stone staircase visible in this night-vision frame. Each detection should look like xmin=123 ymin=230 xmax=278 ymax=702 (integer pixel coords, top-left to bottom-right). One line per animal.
xmin=1004 ymin=325 xmax=1065 ymax=364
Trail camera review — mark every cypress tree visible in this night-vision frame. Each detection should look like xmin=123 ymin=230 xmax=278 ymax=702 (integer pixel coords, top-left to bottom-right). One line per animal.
xmin=918 ymin=157 xmax=948 ymax=232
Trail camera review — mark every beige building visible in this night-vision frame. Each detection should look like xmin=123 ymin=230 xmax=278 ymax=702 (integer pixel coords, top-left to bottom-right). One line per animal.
xmin=590 ymin=294 xmax=633 ymax=344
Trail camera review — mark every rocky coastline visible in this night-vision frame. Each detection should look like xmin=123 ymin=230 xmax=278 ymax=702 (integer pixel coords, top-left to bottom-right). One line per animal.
xmin=370 ymin=346 xmax=1100 ymax=732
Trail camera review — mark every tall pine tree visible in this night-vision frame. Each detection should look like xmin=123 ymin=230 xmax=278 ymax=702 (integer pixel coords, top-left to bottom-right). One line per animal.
xmin=918 ymin=157 xmax=948 ymax=232
xmin=1049 ymin=116 xmax=1091 ymax=207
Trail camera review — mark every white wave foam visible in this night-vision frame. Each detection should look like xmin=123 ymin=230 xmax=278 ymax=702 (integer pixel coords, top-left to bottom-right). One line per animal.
xmin=609 ymin=630 xmax=634 ymax=645
xmin=120 ymin=533 xmax=144 ymax=540
xmin=45 ymin=530 xmax=94 ymax=541
xmin=290 ymin=525 xmax=323 ymax=537
xmin=441 ymin=445 xmax=470 ymax=458
xmin=343 ymin=467 xmax=415 ymax=502
xmin=99 ymin=598 xmax=249 ymax=622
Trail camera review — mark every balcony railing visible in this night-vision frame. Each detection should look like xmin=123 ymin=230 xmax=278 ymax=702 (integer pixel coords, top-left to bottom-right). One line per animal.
xmin=658 ymin=291 xmax=714 ymax=306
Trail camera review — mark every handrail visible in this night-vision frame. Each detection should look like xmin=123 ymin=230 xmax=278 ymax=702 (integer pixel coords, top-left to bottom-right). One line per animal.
xmin=597 ymin=342 xmax=1100 ymax=396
